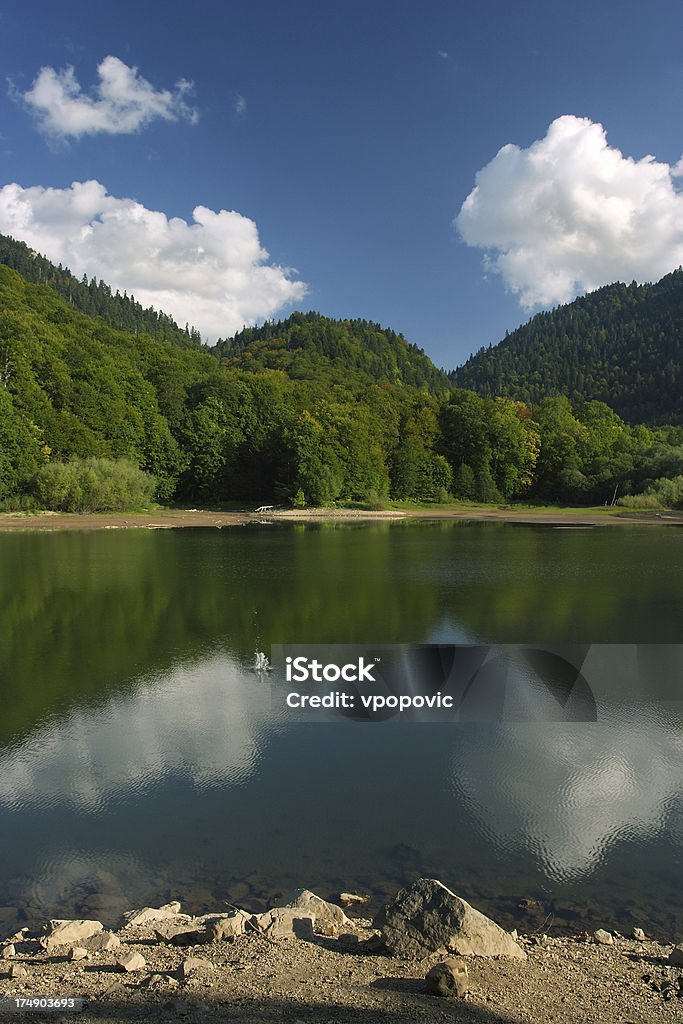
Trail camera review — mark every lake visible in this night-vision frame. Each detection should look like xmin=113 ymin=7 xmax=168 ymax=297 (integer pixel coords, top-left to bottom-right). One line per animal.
xmin=0 ymin=520 xmax=681 ymax=937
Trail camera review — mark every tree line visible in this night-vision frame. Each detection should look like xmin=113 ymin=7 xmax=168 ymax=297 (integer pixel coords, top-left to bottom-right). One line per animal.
xmin=1 ymin=262 xmax=683 ymax=512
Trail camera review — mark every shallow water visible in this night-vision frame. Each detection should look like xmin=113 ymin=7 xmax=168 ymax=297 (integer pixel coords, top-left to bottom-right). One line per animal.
xmin=0 ymin=521 xmax=681 ymax=935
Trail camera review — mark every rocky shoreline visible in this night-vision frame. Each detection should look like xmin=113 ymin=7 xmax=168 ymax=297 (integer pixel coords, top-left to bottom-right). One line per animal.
xmin=1 ymin=878 xmax=682 ymax=1023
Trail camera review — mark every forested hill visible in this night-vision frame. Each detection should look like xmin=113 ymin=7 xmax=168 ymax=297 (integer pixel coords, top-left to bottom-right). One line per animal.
xmin=3 ymin=258 xmax=683 ymax=514
xmin=451 ymin=272 xmax=683 ymax=424
xmin=0 ymin=233 xmax=201 ymax=349
xmin=214 ymin=311 xmax=450 ymax=393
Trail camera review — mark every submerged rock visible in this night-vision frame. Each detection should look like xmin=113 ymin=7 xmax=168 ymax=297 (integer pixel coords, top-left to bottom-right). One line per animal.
xmin=375 ymin=878 xmax=526 ymax=960
xmin=425 ymin=958 xmax=470 ymax=998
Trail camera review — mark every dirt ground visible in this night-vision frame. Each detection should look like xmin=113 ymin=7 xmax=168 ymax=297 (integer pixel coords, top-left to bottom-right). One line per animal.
xmin=0 ymin=919 xmax=680 ymax=1024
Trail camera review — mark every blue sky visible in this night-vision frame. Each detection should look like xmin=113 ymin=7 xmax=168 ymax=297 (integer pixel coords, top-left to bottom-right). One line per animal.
xmin=2 ymin=0 xmax=683 ymax=368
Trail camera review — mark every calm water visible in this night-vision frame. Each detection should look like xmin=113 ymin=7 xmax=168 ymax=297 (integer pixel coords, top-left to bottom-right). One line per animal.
xmin=0 ymin=521 xmax=681 ymax=936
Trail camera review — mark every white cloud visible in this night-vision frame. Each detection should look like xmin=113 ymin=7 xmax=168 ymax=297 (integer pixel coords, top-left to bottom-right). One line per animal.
xmin=456 ymin=115 xmax=683 ymax=308
xmin=0 ymin=179 xmax=307 ymax=338
xmin=234 ymin=94 xmax=247 ymax=115
xmin=21 ymin=55 xmax=198 ymax=140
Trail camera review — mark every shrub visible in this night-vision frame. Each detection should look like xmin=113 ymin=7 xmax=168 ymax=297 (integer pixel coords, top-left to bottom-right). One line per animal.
xmin=618 ymin=475 xmax=683 ymax=510
xmin=31 ymin=457 xmax=156 ymax=513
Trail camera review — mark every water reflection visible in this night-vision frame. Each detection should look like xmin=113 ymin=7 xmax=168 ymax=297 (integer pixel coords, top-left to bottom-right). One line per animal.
xmin=450 ymin=712 xmax=683 ymax=881
xmin=0 ymin=652 xmax=278 ymax=812
xmin=0 ymin=522 xmax=682 ymax=934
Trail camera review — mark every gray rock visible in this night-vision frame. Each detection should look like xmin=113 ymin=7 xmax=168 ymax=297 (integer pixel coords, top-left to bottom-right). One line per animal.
xmin=123 ymin=901 xmax=183 ymax=928
xmin=116 ymin=951 xmax=147 ymax=972
xmin=82 ymin=930 xmax=120 ymax=952
xmin=668 ymin=943 xmax=683 ymax=967
xmin=594 ymin=929 xmax=614 ymax=945
xmin=256 ymin=908 xmax=315 ymax=940
xmin=153 ymin=921 xmax=201 ymax=945
xmin=1 ymin=944 xmax=15 ymax=959
xmin=374 ymin=878 xmax=526 ymax=960
xmin=179 ymin=956 xmax=212 ymax=978
xmin=68 ymin=947 xmax=89 ymax=961
xmin=283 ymin=889 xmax=350 ymax=935
xmin=425 ymin=958 xmax=470 ymax=998
xmin=42 ymin=919 xmax=103 ymax=950
xmin=207 ymin=912 xmax=249 ymax=942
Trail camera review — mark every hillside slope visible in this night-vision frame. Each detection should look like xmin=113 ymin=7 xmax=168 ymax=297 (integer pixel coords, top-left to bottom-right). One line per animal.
xmin=216 ymin=311 xmax=450 ymax=394
xmin=452 ymin=272 xmax=683 ymax=423
xmin=0 ymin=233 xmax=201 ymax=349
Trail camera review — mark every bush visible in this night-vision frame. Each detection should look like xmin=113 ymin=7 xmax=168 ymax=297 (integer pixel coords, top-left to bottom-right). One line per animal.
xmin=31 ymin=457 xmax=157 ymax=513
xmin=618 ymin=493 xmax=663 ymax=509
xmin=618 ymin=475 xmax=683 ymax=510
xmin=0 ymin=493 xmax=39 ymax=512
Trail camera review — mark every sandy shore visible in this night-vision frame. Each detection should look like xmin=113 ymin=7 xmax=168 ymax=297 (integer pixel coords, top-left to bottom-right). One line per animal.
xmin=0 ymin=506 xmax=680 ymax=532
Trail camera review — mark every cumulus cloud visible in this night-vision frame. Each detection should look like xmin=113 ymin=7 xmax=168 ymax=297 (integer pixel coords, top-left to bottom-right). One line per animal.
xmin=20 ymin=55 xmax=198 ymax=139
xmin=0 ymin=179 xmax=307 ymax=338
xmin=456 ymin=115 xmax=683 ymax=308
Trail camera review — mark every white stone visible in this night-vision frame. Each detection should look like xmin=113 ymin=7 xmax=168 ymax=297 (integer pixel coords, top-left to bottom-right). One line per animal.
xmin=116 ymin=951 xmax=147 ymax=972
xmin=43 ymin=920 xmax=103 ymax=951
xmin=123 ymin=901 xmax=183 ymax=928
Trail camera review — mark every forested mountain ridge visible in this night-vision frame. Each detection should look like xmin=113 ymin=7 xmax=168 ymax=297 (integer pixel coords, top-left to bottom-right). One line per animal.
xmin=2 ymin=258 xmax=683 ymax=513
xmin=452 ymin=272 xmax=683 ymax=424
xmin=0 ymin=233 xmax=202 ymax=349
xmin=215 ymin=311 xmax=450 ymax=394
